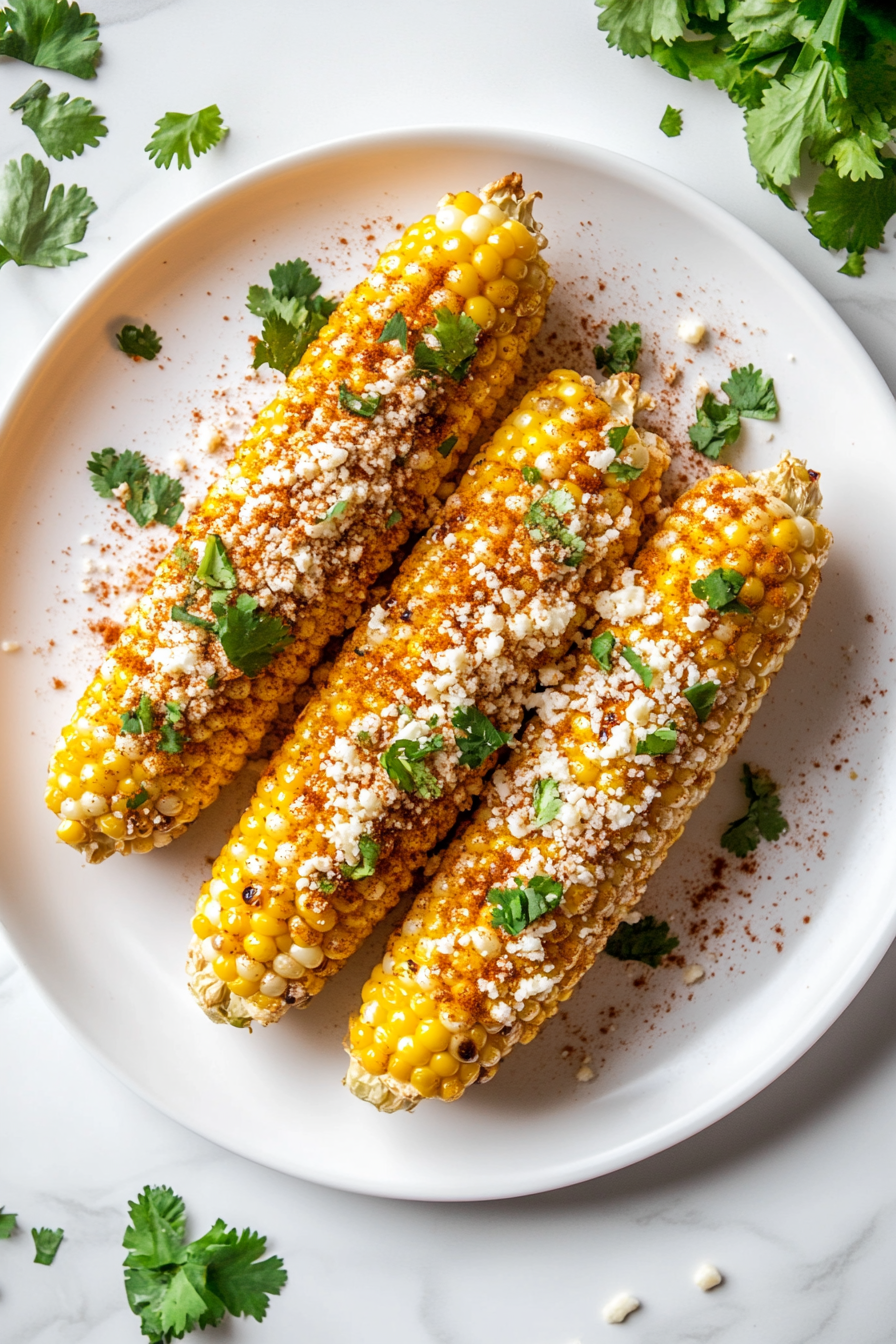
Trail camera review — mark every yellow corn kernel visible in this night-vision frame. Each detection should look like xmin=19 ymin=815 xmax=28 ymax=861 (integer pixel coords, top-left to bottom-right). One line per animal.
xmin=429 ymin=1051 xmax=459 ymax=1078
xmin=454 ymin=191 xmax=482 ymax=213
xmin=213 ymin=955 xmax=238 ymax=982
xmin=243 ymin=932 xmax=277 ymax=962
xmin=97 ymin=814 xmax=126 ymax=840
xmin=470 ymin=243 xmax=504 ymax=280
xmin=464 ymin=296 xmax=496 ymax=330
xmin=416 ymin=1019 xmax=451 ymax=1052
xmin=770 ymin=519 xmax=801 ymax=552
xmin=192 ymin=913 xmax=215 ymax=940
xmin=229 ymin=976 xmax=260 ymax=998
xmin=388 ymin=1055 xmax=414 ymax=1084
xmin=250 ymin=910 xmax=288 ymax=937
xmin=410 ymin=1067 xmax=440 ymax=1097
xmin=56 ymin=819 xmax=86 ymax=845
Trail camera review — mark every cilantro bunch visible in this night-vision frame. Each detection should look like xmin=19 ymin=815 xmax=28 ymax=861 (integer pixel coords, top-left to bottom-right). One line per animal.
xmin=595 ymin=0 xmax=896 ymax=274
xmin=123 ymin=1186 xmax=286 ymax=1343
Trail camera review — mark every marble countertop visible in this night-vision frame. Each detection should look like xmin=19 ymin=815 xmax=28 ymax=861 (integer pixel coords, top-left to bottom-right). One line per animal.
xmin=3 ymin=1 xmax=896 ymax=1339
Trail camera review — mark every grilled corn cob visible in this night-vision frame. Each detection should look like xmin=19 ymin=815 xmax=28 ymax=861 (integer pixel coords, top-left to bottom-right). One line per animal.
xmin=45 ymin=174 xmax=552 ymax=861
xmin=187 ymin=370 xmax=670 ymax=1025
xmin=345 ymin=454 xmax=831 ymax=1109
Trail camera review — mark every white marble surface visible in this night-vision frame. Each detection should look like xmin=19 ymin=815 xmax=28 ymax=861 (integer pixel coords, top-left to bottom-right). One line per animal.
xmin=3 ymin=0 xmax=896 ymax=1338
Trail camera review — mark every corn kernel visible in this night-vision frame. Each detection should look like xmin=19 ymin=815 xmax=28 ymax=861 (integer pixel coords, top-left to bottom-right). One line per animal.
xmin=213 ymin=955 xmax=238 ymax=982
xmin=429 ymin=1051 xmax=459 ymax=1077
xmin=770 ymin=518 xmax=801 ymax=553
xmin=243 ymin=932 xmax=277 ymax=962
xmin=445 ymin=262 xmax=480 ymax=299
xmin=471 ymin=243 xmax=504 ymax=281
xmin=410 ymin=1066 xmax=440 ymax=1097
xmin=416 ymin=1019 xmax=451 ymax=1052
xmin=464 ymin=295 xmax=496 ymax=330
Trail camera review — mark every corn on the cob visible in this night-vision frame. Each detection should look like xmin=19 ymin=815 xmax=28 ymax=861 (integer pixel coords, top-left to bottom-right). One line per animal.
xmin=345 ymin=455 xmax=832 ymax=1109
xmin=45 ymin=174 xmax=552 ymax=861
xmin=187 ymin=370 xmax=670 ymax=1025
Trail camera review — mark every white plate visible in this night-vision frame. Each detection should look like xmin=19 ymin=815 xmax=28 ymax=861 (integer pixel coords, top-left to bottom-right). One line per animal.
xmin=2 ymin=128 xmax=895 ymax=1202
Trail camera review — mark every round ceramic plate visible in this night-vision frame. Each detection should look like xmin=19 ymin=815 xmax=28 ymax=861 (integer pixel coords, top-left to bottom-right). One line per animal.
xmin=1 ymin=128 xmax=894 ymax=1202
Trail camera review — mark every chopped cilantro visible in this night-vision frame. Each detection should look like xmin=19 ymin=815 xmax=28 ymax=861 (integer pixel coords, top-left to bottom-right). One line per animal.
xmin=209 ymin=592 xmax=293 ymax=678
xmin=386 ymin=509 xmax=402 ymax=528
xmin=691 ymin=567 xmax=749 ymax=614
xmin=593 ymin=320 xmax=642 ymax=374
xmin=451 ymin=704 xmax=512 ymax=769
xmin=338 ymin=382 xmax=381 ymax=418
xmin=87 ymin=447 xmax=183 ymax=528
xmin=604 ymin=914 xmax=679 ymax=968
xmin=660 ymin=104 xmax=683 ymax=137
xmin=532 ymin=777 xmax=562 ymax=827
xmin=688 ymin=392 xmax=742 ymax=460
xmin=413 ymin=307 xmax=479 ymax=381
xmin=340 ymin=833 xmax=380 ymax=880
xmin=318 ymin=499 xmax=348 ymax=523
xmin=116 ymin=323 xmax=161 ymax=360
xmin=380 ymin=736 xmax=443 ymax=799
xmin=683 ymin=680 xmax=719 ymax=723
xmin=121 ymin=693 xmax=153 ymax=736
xmin=524 ymin=488 xmax=586 ymax=567
xmin=356 ymin=729 xmax=372 ymax=745
xmin=159 ymin=702 xmax=186 ymax=755
xmin=721 ymin=763 xmax=788 ymax=857
xmin=377 ymin=311 xmax=407 ymax=350
xmin=123 ymin=1185 xmax=287 ymax=1343
xmin=591 ymin=630 xmax=615 ymax=671
xmin=398 ymin=705 xmax=414 ymax=719
xmin=127 ymin=788 xmax=149 ymax=809
xmin=521 ymin=465 xmax=542 ymax=484
xmin=436 ymin=434 xmax=458 ymax=458
xmin=206 ymin=674 xmax=218 ymax=689
xmin=171 ymin=605 xmax=215 ymax=632
xmin=145 ymin=104 xmax=227 ymax=170
xmin=32 ymin=1226 xmax=63 ymax=1265
xmin=246 ymin=255 xmax=337 ymax=375
xmin=605 ymin=425 xmax=628 ymax=453
xmin=607 ymin=458 xmax=644 ymax=482
xmin=635 ymin=722 xmax=678 ymax=756
xmin=0 ymin=0 xmax=101 ymax=80
xmin=487 ymin=874 xmax=563 ymax=936
xmin=721 ymin=365 xmax=778 ymax=420
xmin=0 ymin=152 xmax=95 ymax=269
xmin=13 ymin=79 xmax=105 ymax=159
xmin=196 ymin=534 xmax=236 ymax=590
xmin=620 ymin=645 xmax=653 ymax=688
xmin=0 ymin=1207 xmax=18 ymax=1239
xmin=317 ymin=876 xmax=335 ymax=894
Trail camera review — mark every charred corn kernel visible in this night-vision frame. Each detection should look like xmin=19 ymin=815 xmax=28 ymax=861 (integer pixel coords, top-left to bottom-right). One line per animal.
xmin=47 ymin=176 xmax=548 ymax=865
xmin=187 ymin=365 xmax=670 ymax=1029
xmin=345 ymin=454 xmax=831 ymax=1110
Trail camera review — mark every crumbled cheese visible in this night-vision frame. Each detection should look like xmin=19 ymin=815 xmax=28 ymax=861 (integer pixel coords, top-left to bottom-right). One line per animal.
xmin=682 ymin=963 xmax=705 ymax=985
xmin=576 ymin=1056 xmax=595 ymax=1083
xmin=693 ymin=1263 xmax=722 ymax=1291
xmin=684 ymin=603 xmax=711 ymax=633
xmin=677 ymin=316 xmax=706 ymax=345
xmin=602 ymin=1293 xmax=640 ymax=1324
xmin=1 ymin=640 xmax=20 ymax=653
xmin=596 ymin=573 xmax=647 ymax=622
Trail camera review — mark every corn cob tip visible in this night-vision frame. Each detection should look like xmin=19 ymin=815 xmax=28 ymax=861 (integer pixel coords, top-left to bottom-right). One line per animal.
xmin=479 ymin=173 xmax=545 ymax=246
xmin=749 ymin=452 xmax=823 ymax=519
xmin=345 ymin=1056 xmax=419 ymax=1113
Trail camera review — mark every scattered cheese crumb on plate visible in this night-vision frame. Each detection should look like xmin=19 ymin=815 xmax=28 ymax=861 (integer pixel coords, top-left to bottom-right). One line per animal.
xmin=602 ymin=1292 xmax=640 ymax=1324
xmin=1 ymin=640 xmax=20 ymax=652
xmin=694 ymin=1263 xmax=723 ymax=1291
xmin=677 ymin=316 xmax=705 ymax=345
xmin=682 ymin=964 xmax=705 ymax=985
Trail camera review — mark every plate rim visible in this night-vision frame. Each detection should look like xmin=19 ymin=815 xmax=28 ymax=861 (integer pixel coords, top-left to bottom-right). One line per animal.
xmin=3 ymin=123 xmax=896 ymax=1202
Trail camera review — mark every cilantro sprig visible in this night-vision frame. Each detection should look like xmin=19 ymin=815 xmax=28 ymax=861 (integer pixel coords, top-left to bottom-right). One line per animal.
xmin=604 ymin=914 xmax=679 ymax=968
xmin=451 ymin=704 xmax=512 ymax=769
xmin=635 ymin=722 xmax=678 ymax=756
xmin=380 ymin=735 xmax=443 ymax=799
xmin=593 ymin=320 xmax=641 ymax=374
xmin=532 ymin=777 xmax=562 ymax=827
xmin=487 ymin=874 xmax=563 ymax=936
xmin=591 ymin=630 xmax=615 ymax=671
xmin=378 ymin=311 xmax=408 ymax=350
xmin=117 ymin=323 xmax=161 ymax=360
xmin=660 ymin=104 xmax=683 ymax=137
xmin=721 ymin=763 xmax=789 ymax=857
xmin=123 ymin=1185 xmax=287 ymax=1344
xmin=12 ymin=78 xmax=106 ymax=158
xmin=0 ymin=1207 xmax=17 ymax=1238
xmin=32 ymin=1226 xmax=63 ymax=1265
xmin=413 ymin=307 xmax=479 ymax=381
xmin=689 ymin=365 xmax=778 ymax=460
xmin=683 ymin=680 xmax=719 ymax=723
xmin=87 ymin=447 xmax=184 ymax=528
xmin=247 ymin=255 xmax=337 ymax=375
xmin=595 ymin=0 xmax=896 ymax=274
xmin=340 ymin=834 xmax=380 ymax=880
xmin=620 ymin=645 xmax=653 ymax=688
xmin=0 ymin=0 xmax=101 ymax=80
xmin=120 ymin=693 xmax=153 ymax=736
xmin=691 ymin=567 xmax=749 ymax=614
xmin=524 ymin=488 xmax=586 ymax=567
xmin=0 ymin=152 xmax=96 ymax=269
xmin=339 ymin=383 xmax=381 ymax=418
xmin=145 ymin=105 xmax=227 ymax=170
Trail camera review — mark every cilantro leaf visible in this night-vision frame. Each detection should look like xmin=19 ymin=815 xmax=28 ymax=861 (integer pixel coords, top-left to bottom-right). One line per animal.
xmin=521 ymin=465 xmax=542 ymax=484
xmin=604 ymin=914 xmax=679 ymax=967
xmin=451 ymin=704 xmax=512 ymax=769
xmin=413 ymin=307 xmax=479 ymax=381
xmin=721 ymin=364 xmax=779 ymax=419
xmin=338 ymin=382 xmax=381 ymax=418
xmin=32 ymin=1226 xmax=63 ymax=1265
xmin=436 ymin=434 xmax=457 ymax=458
xmin=524 ymin=488 xmax=586 ymax=567
xmin=171 ymin=605 xmax=215 ymax=632
xmin=201 ymin=1226 xmax=287 ymax=1325
xmin=620 ymin=645 xmax=653 ymax=688
xmin=533 ymin=777 xmax=562 ymax=827
xmin=87 ymin=447 xmax=183 ymax=528
xmin=660 ymin=104 xmax=683 ymax=136
xmin=252 ymin=313 xmax=310 ymax=376
xmin=127 ymin=788 xmax=149 ymax=809
xmin=593 ymin=320 xmax=642 ymax=374
xmin=386 ymin=509 xmax=402 ymax=528
xmin=607 ymin=458 xmax=644 ymax=482
xmin=247 ymin=255 xmax=336 ymax=374
xmin=745 ymin=61 xmax=836 ymax=187
xmin=0 ymin=153 xmax=95 ymax=269
xmin=145 ymin=105 xmax=227 ymax=170
xmin=635 ymin=722 xmax=678 ymax=755
xmin=380 ymin=736 xmax=443 ymax=799
xmin=838 ymin=250 xmax=866 ymax=276
xmin=721 ymin=762 xmax=789 ymax=856
xmin=144 ymin=471 xmax=185 ymax=528
xmin=123 ymin=1188 xmax=188 ymax=1269
xmin=117 ymin=323 xmax=161 ymax=360
xmin=210 ymin=592 xmax=293 ymax=678
xmin=807 ymin=161 xmax=896 ymax=260
xmin=605 ymin=424 xmax=628 ymax=453
xmin=597 ymin=0 xmax=688 ymax=57
xmin=16 ymin=83 xmax=106 ymax=159
xmin=159 ymin=702 xmax=186 ymax=755
xmin=378 ymin=311 xmax=407 ymax=350
xmin=121 ymin=693 xmax=153 ymax=736
xmin=0 ymin=0 xmax=101 ymax=80
xmin=0 ymin=1207 xmax=17 ymax=1238
xmin=691 ymin=566 xmax=749 ymax=613
xmin=591 ymin=630 xmax=615 ymax=670
xmin=487 ymin=874 xmax=564 ymax=936
xmin=319 ymin=499 xmax=348 ymax=523
xmin=683 ymin=680 xmax=719 ymax=722
xmin=196 ymin=534 xmax=236 ymax=590
xmin=340 ymin=833 xmax=380 ymax=880
xmin=688 ymin=392 xmax=742 ymax=459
